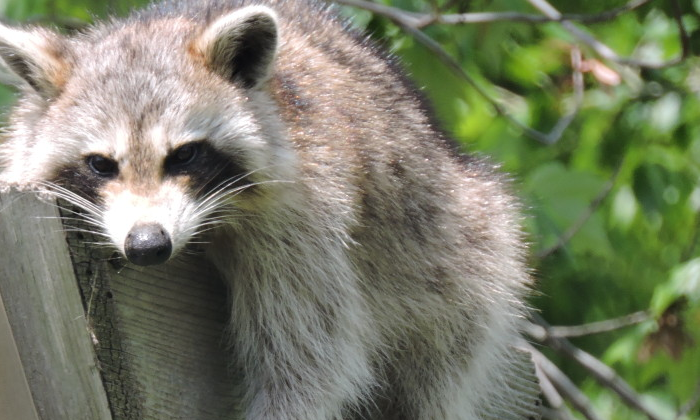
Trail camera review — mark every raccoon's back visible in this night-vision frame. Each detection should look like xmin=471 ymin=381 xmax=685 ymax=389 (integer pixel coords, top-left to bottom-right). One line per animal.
xmin=132 ymin=0 xmax=455 ymax=172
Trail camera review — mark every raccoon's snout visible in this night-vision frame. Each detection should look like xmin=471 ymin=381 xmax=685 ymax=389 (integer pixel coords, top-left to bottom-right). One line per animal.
xmin=124 ymin=223 xmax=173 ymax=266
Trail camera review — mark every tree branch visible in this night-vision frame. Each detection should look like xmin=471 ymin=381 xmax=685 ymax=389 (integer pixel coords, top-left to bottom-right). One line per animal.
xmin=528 ymin=345 xmax=603 ymax=420
xmin=526 ymin=0 xmax=690 ymax=69
xmin=334 ymin=0 xmax=655 ymax=28
xmin=676 ymin=380 xmax=700 ymax=419
xmin=541 ymin=407 xmax=575 ymax=420
xmin=529 ymin=314 xmax=665 ymax=420
xmin=536 ymin=155 xmax=625 ymax=259
xmin=547 ymin=310 xmax=652 ymax=338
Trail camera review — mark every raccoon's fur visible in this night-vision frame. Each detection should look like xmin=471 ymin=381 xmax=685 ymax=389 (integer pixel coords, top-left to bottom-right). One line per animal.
xmin=0 ymin=1 xmax=537 ymax=419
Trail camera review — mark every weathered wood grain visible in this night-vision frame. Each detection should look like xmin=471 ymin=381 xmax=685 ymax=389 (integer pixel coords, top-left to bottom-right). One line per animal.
xmin=0 ymin=190 xmax=112 ymax=420
xmin=0 ymin=291 xmax=40 ymax=420
xmin=65 ymin=224 xmax=243 ymax=420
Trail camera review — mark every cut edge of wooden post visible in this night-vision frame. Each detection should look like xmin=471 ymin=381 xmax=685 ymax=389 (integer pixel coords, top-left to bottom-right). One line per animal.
xmin=0 ymin=190 xmax=113 ymax=420
xmin=0 ymin=289 xmax=40 ymax=420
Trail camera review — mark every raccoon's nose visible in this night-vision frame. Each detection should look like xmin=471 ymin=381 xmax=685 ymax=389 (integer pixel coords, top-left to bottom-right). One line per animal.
xmin=124 ymin=223 xmax=173 ymax=266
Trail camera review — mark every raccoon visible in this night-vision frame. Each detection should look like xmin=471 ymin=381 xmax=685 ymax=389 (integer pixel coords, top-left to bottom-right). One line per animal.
xmin=0 ymin=1 xmax=537 ymax=419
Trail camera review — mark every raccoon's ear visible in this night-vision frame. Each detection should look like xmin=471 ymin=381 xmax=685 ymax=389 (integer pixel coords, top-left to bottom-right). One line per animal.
xmin=0 ymin=24 xmax=69 ymax=98
xmin=194 ymin=6 xmax=278 ymax=89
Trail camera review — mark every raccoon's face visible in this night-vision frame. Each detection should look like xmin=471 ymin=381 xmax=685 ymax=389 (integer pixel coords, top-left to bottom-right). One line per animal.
xmin=0 ymin=6 xmax=292 ymax=265
xmin=57 ymin=119 xmax=260 ymax=266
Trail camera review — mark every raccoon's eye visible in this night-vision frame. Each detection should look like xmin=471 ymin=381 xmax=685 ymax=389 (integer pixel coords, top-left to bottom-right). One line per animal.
xmin=166 ymin=142 xmax=201 ymax=170
xmin=174 ymin=143 xmax=198 ymax=164
xmin=86 ymin=154 xmax=119 ymax=178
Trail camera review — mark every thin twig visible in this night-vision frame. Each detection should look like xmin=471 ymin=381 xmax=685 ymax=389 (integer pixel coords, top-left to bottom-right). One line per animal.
xmin=334 ymin=0 xmax=654 ymax=28
xmin=542 ymin=46 xmax=585 ymax=145
xmin=548 ymin=310 xmax=652 ymax=338
xmin=676 ymin=380 xmax=700 ymax=419
xmin=534 ymin=354 xmax=565 ymax=408
xmin=527 ymin=0 xmax=689 ymax=69
xmin=536 ymin=156 xmax=625 ymax=259
xmin=536 ymin=0 xmax=652 ymax=24
xmin=434 ymin=0 xmax=653 ymax=28
xmin=533 ymin=357 xmax=578 ymax=420
xmin=530 ymin=314 xmax=665 ymax=420
xmin=528 ymin=345 xmax=603 ymax=420
xmin=335 ymin=0 xmax=425 ymax=27
xmin=669 ymin=0 xmax=691 ymax=65
xmin=540 ymin=407 xmax=574 ymax=420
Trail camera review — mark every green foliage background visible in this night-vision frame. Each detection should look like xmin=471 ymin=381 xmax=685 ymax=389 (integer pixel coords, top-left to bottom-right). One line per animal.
xmin=0 ymin=0 xmax=698 ymax=418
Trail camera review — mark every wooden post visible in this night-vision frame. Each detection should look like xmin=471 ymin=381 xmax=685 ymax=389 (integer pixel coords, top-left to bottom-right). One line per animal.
xmin=0 ymin=190 xmax=242 ymax=420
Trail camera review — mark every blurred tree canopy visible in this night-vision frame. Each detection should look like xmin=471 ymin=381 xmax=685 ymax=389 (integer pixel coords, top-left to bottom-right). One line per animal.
xmin=0 ymin=0 xmax=698 ymax=418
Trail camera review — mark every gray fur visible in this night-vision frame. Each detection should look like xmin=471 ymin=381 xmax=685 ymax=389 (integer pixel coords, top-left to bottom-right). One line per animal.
xmin=0 ymin=1 xmax=538 ymax=419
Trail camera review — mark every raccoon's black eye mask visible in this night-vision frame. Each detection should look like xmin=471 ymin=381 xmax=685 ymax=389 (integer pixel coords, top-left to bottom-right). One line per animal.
xmin=166 ymin=141 xmax=252 ymax=199
xmin=71 ymin=141 xmax=249 ymax=201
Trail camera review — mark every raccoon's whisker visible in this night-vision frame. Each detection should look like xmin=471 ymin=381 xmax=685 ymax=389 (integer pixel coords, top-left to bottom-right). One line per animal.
xmin=190 ymin=163 xmax=232 ymax=199
xmin=179 ymin=248 xmax=207 ymax=258
xmin=47 ymin=188 xmax=101 ymax=217
xmin=84 ymin=241 xmax=114 ymax=248
xmin=184 ymin=206 xmax=243 ymax=237
xmin=61 ymin=227 xmax=112 ymax=239
xmin=39 ymin=215 xmax=108 ymax=232
xmin=198 ymin=216 xmax=235 ymax=226
xmin=191 ymin=200 xmax=236 ymax=222
xmin=47 ymin=229 xmax=112 ymax=245
xmin=190 ymin=191 xmax=239 ymax=221
xmin=194 ymin=176 xmax=248 ymax=209
xmin=184 ymin=219 xmax=233 ymax=238
xmin=49 ymin=211 xmax=109 ymax=232
xmin=47 ymin=227 xmax=113 ymax=248
xmin=195 ymin=166 xmax=286 ymax=208
xmin=39 ymin=203 xmax=108 ymax=229
xmin=59 ymin=214 xmax=107 ymax=232
xmin=44 ymin=195 xmax=102 ymax=219
xmin=201 ymin=165 xmax=278 ymax=196
xmin=194 ymin=179 xmax=290 ymax=219
xmin=42 ymin=209 xmax=105 ymax=225
xmin=38 ymin=181 xmax=104 ymax=219
xmin=186 ymin=240 xmax=212 ymax=246
xmin=193 ymin=216 xmax=231 ymax=226
xmin=190 ymin=163 xmax=273 ymax=202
